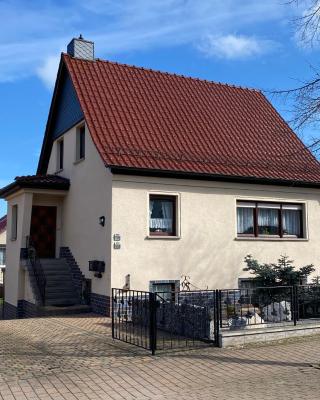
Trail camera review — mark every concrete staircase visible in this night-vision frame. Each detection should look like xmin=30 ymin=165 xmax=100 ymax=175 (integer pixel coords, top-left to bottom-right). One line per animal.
xmin=40 ymin=258 xmax=84 ymax=307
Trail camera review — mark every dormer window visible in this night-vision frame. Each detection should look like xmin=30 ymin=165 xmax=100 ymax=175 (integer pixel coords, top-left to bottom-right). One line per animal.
xmin=57 ymin=139 xmax=64 ymax=171
xmin=76 ymin=125 xmax=85 ymax=161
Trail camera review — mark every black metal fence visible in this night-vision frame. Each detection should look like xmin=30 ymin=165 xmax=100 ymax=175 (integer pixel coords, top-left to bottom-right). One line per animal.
xmin=219 ymin=286 xmax=295 ymax=329
xmin=112 ymin=285 xmax=320 ymax=354
xmin=112 ymin=288 xmax=220 ymax=354
xmin=297 ymin=285 xmax=320 ymax=319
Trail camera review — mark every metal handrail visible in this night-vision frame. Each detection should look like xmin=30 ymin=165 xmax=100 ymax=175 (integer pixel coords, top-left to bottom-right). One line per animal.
xmin=26 ymin=236 xmax=46 ymax=305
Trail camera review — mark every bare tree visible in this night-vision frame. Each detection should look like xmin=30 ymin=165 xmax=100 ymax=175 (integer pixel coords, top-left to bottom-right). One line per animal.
xmin=290 ymin=0 xmax=320 ymax=45
xmin=275 ymin=1 xmax=320 ymax=139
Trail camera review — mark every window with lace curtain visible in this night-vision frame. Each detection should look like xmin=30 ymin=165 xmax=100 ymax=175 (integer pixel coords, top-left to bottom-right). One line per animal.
xmin=149 ymin=195 xmax=177 ymax=236
xmin=237 ymin=201 xmax=304 ymax=238
xmin=0 ymin=245 xmax=5 ymax=265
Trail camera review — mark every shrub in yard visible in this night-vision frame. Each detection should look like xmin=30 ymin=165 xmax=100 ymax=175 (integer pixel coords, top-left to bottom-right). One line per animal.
xmin=243 ymin=255 xmax=316 ymax=309
xmin=243 ymin=255 xmax=315 ymax=287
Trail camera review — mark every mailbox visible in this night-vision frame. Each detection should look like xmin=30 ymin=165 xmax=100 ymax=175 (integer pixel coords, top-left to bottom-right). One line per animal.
xmin=89 ymin=260 xmax=105 ymax=273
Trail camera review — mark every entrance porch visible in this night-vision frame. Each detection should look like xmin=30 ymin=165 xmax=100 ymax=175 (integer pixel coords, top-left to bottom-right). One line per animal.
xmin=0 ymin=175 xmax=90 ymax=318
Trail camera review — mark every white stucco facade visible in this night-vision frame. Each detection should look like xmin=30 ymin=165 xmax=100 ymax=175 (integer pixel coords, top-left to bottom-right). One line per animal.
xmin=47 ymin=122 xmax=112 ymax=297
xmin=111 ymin=175 xmax=320 ymax=291
xmin=0 ymin=228 xmax=5 ymax=284
xmin=0 ymin=229 xmax=6 ymax=246
xmin=3 ymin=121 xmax=320 ymax=315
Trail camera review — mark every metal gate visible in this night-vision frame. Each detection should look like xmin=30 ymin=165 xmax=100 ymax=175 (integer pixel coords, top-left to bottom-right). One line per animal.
xmin=112 ymin=288 xmax=220 ymax=354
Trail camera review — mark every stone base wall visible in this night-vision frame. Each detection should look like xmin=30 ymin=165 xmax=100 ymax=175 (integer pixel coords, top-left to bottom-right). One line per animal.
xmin=3 ymin=302 xmax=18 ymax=319
xmin=91 ymin=293 xmax=110 ymax=316
xmin=18 ymin=300 xmax=38 ymax=318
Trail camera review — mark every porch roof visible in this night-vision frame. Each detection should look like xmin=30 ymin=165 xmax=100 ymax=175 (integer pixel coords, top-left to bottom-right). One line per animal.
xmin=0 ymin=175 xmax=70 ymax=198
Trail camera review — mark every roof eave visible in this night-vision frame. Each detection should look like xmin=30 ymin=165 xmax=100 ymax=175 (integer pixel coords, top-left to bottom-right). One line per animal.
xmin=0 ymin=181 xmax=70 ymax=199
xmin=109 ymin=165 xmax=320 ymax=189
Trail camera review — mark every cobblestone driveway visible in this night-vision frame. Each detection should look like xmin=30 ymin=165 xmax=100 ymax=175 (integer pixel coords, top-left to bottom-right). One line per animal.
xmin=0 ymin=314 xmax=319 ymax=399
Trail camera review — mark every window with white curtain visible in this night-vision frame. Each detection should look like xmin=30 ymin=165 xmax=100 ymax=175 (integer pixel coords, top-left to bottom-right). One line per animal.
xmin=0 ymin=245 xmax=5 ymax=265
xmin=149 ymin=195 xmax=176 ymax=236
xmin=237 ymin=201 xmax=303 ymax=238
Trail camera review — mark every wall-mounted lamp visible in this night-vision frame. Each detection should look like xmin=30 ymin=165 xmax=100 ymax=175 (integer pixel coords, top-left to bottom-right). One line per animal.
xmin=99 ymin=216 xmax=105 ymax=226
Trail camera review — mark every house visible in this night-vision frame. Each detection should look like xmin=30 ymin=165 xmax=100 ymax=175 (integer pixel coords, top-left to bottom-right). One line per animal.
xmin=0 ymin=215 xmax=6 ymax=264
xmin=0 ymin=215 xmax=6 ymax=280
xmin=1 ymin=36 xmax=320 ymax=319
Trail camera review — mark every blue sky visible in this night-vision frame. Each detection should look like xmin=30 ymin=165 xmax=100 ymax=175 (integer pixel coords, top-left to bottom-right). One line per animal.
xmin=0 ymin=0 xmax=319 ymax=216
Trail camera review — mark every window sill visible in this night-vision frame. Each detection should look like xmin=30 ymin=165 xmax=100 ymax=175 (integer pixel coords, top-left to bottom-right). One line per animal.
xmin=146 ymin=235 xmax=181 ymax=240
xmin=74 ymin=157 xmax=85 ymax=165
xmin=55 ymin=169 xmax=63 ymax=174
xmin=235 ymin=237 xmax=308 ymax=242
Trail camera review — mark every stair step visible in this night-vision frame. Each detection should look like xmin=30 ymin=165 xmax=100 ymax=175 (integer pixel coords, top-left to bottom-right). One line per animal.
xmin=45 ymin=291 xmax=77 ymax=298
xmin=45 ymin=299 xmax=78 ymax=306
xmin=46 ymin=281 xmax=76 ymax=287
xmin=42 ymin=266 xmax=70 ymax=271
xmin=46 ymin=288 xmax=76 ymax=294
xmin=40 ymin=258 xmax=68 ymax=263
xmin=43 ymin=271 xmax=72 ymax=277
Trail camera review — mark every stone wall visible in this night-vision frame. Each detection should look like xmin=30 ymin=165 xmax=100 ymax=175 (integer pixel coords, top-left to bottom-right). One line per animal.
xmin=91 ymin=292 xmax=110 ymax=316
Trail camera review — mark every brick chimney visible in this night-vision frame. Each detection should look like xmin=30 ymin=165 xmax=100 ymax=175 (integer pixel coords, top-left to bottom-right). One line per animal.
xmin=67 ymin=35 xmax=94 ymax=60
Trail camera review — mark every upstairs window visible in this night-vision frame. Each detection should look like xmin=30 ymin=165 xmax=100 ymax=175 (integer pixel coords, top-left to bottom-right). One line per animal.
xmin=149 ymin=195 xmax=177 ymax=236
xmin=57 ymin=139 xmax=64 ymax=170
xmin=76 ymin=125 xmax=85 ymax=161
xmin=237 ymin=201 xmax=303 ymax=238
xmin=11 ymin=205 xmax=18 ymax=241
xmin=0 ymin=245 xmax=6 ymax=265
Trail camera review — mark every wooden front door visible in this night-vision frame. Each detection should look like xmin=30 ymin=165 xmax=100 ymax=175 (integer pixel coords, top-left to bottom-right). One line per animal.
xmin=30 ymin=206 xmax=57 ymax=258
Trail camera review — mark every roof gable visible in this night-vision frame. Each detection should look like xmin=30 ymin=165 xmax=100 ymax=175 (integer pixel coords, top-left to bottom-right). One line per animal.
xmin=38 ymin=59 xmax=83 ymax=174
xmin=51 ymin=71 xmax=83 ymax=140
xmin=40 ymin=53 xmax=320 ymax=185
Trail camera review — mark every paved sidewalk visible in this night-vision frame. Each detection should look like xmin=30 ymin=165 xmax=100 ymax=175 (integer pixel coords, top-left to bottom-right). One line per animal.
xmin=0 ymin=314 xmax=319 ymax=399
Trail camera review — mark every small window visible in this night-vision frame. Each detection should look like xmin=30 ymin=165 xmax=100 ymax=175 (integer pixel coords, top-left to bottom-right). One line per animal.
xmin=149 ymin=280 xmax=179 ymax=301
xmin=76 ymin=125 xmax=85 ymax=161
xmin=237 ymin=201 xmax=303 ymax=238
xmin=149 ymin=195 xmax=177 ymax=236
xmin=11 ymin=205 xmax=18 ymax=240
xmin=0 ymin=245 xmax=6 ymax=265
xmin=57 ymin=139 xmax=64 ymax=170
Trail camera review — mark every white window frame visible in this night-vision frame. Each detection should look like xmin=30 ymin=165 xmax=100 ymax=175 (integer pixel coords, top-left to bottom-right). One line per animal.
xmin=75 ymin=125 xmax=86 ymax=162
xmin=56 ymin=138 xmax=64 ymax=171
xmin=235 ymin=199 xmax=308 ymax=240
xmin=147 ymin=191 xmax=181 ymax=239
xmin=11 ymin=204 xmax=18 ymax=241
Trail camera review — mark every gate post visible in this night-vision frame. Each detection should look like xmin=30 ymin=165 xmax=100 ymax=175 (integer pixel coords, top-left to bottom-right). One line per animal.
xmin=149 ymin=292 xmax=157 ymax=355
xmin=214 ymin=290 xmax=221 ymax=347
xmin=111 ymin=288 xmax=115 ymax=339
xmin=293 ymin=286 xmax=298 ymax=326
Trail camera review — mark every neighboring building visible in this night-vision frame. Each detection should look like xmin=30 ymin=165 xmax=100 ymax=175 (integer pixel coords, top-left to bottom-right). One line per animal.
xmin=2 ymin=36 xmax=320 ymax=319
xmin=0 ymin=215 xmax=7 ymax=285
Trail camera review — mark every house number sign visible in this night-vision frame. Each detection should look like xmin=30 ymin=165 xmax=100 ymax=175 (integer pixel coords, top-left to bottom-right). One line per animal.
xmin=113 ymin=233 xmax=121 ymax=249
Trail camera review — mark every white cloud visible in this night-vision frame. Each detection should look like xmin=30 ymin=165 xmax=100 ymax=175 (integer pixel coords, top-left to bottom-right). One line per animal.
xmin=0 ymin=0 xmax=294 ymax=88
xmin=199 ymin=34 xmax=277 ymax=60
xmin=36 ymin=55 xmax=60 ymax=89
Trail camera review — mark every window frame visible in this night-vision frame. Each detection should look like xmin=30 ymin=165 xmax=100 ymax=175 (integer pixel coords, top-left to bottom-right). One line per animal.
xmin=57 ymin=138 xmax=64 ymax=171
xmin=0 ymin=245 xmax=6 ymax=265
xmin=236 ymin=200 xmax=304 ymax=239
xmin=11 ymin=204 xmax=18 ymax=241
xmin=149 ymin=194 xmax=177 ymax=237
xmin=76 ymin=125 xmax=85 ymax=162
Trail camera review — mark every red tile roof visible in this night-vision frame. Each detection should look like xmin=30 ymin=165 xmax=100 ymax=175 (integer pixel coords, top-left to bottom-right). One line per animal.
xmin=0 ymin=215 xmax=6 ymax=234
xmin=64 ymin=54 xmax=320 ymax=184
xmin=0 ymin=175 xmax=70 ymax=198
